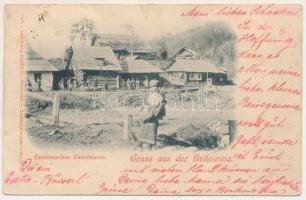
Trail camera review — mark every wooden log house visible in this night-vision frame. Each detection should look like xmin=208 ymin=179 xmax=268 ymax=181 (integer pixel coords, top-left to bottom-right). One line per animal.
xmin=68 ymin=46 xmax=122 ymax=89
xmin=120 ymin=55 xmax=163 ymax=87
xmin=166 ymin=47 xmax=230 ymax=86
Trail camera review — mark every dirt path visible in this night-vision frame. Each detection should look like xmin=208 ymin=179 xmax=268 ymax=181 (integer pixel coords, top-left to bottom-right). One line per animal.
xmin=27 ymin=107 xmax=234 ymax=149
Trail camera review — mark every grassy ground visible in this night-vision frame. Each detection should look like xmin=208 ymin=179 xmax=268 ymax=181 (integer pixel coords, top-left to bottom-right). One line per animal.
xmin=26 ymin=86 xmax=235 ymax=149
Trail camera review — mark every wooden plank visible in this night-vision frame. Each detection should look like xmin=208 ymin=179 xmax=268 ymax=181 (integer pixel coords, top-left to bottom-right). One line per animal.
xmin=27 ymin=92 xmax=53 ymax=102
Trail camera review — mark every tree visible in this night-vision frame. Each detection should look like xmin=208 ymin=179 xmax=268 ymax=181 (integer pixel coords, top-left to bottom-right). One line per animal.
xmin=64 ymin=46 xmax=73 ymax=70
xmin=156 ymin=36 xmax=168 ymax=60
xmin=69 ymin=18 xmax=96 ymax=43
xmin=150 ymin=22 xmax=237 ymax=71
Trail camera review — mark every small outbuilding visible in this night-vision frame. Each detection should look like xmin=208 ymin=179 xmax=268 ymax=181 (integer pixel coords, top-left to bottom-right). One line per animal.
xmin=26 ymin=46 xmax=64 ymax=91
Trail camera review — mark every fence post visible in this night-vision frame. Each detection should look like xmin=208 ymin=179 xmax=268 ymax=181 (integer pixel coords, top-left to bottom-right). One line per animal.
xmin=52 ymin=93 xmax=61 ymax=126
xmin=228 ymin=120 xmax=236 ymax=143
xmin=123 ymin=114 xmax=133 ymax=141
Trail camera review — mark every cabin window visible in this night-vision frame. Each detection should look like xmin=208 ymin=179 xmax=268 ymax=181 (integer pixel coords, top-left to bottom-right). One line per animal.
xmin=95 ymin=58 xmax=105 ymax=66
xmin=189 ymin=73 xmax=202 ymax=81
xmin=34 ymin=73 xmax=42 ymax=82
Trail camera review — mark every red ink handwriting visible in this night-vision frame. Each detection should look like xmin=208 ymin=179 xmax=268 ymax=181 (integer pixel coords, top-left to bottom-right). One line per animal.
xmin=240 ymin=78 xmax=263 ymax=93
xmin=98 ymin=182 xmax=132 ymax=194
xmin=118 ymin=174 xmax=148 ymax=184
xmin=251 ymin=5 xmax=302 ymax=17
xmin=215 ymin=6 xmax=247 ymax=16
xmin=21 ymin=158 xmax=51 ymax=172
xmin=40 ymin=172 xmax=89 ymax=186
xmin=238 ymin=115 xmax=286 ymax=134
xmin=239 ymin=32 xmax=293 ymax=50
xmin=146 ymin=183 xmax=180 ymax=194
xmin=4 ymin=170 xmax=31 ymax=185
xmin=237 ymin=63 xmax=301 ymax=78
xmin=239 ymin=96 xmax=301 ymax=115
xmin=181 ymin=6 xmax=209 ymax=17
xmin=267 ymin=81 xmax=301 ymax=95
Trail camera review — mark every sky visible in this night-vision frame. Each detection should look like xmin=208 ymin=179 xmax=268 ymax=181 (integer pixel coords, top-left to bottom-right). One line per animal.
xmin=18 ymin=5 xmax=227 ymax=58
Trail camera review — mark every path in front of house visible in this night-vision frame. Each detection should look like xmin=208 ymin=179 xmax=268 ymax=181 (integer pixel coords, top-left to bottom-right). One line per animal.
xmin=27 ymin=107 xmax=234 ymax=149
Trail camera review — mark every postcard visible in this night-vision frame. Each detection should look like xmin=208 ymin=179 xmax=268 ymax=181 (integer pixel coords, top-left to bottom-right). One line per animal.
xmin=3 ymin=4 xmax=302 ymax=195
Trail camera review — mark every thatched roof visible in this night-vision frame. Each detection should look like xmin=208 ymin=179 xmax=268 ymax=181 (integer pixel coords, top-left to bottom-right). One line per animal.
xmin=69 ymin=46 xmax=122 ymax=71
xmin=120 ymin=55 xmax=163 ymax=73
xmin=48 ymin=58 xmax=65 ymax=71
xmin=26 ymin=46 xmax=60 ymax=72
xmin=174 ymin=47 xmax=201 ymax=59
xmin=167 ymin=47 xmax=223 ymax=73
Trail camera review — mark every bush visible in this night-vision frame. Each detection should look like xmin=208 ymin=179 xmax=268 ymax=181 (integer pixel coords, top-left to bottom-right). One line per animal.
xmin=175 ymin=123 xmax=221 ymax=149
xmin=26 ymin=96 xmax=52 ymax=113
xmin=60 ymin=94 xmax=101 ymax=110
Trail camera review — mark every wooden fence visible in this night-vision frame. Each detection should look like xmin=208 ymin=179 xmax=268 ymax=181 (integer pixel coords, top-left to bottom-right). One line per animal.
xmin=27 ymin=92 xmax=61 ymax=126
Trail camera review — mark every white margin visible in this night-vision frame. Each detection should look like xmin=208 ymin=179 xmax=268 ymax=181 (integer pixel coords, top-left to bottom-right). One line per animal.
xmin=0 ymin=1 xmax=304 ymax=200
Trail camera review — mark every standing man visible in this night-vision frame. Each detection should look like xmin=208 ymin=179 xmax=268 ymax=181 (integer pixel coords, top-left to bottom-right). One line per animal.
xmin=26 ymin=79 xmax=32 ymax=92
xmin=126 ymin=78 xmax=131 ymax=91
xmin=68 ymin=78 xmax=74 ymax=91
xmin=121 ymin=79 xmax=126 ymax=90
xmin=37 ymin=79 xmax=42 ymax=91
xmin=131 ymin=78 xmax=135 ymax=90
xmin=59 ymin=78 xmax=65 ymax=91
xmin=93 ymin=77 xmax=98 ymax=91
xmin=135 ymin=80 xmax=166 ymax=149
xmin=135 ymin=78 xmax=140 ymax=90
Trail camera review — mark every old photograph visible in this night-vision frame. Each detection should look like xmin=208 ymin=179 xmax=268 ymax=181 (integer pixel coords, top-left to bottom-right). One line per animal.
xmin=25 ymin=17 xmax=236 ymax=150
xmin=3 ymin=4 xmax=302 ymax=195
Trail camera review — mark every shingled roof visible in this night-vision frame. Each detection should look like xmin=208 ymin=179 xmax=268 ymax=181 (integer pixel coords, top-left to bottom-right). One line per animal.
xmin=69 ymin=46 xmax=122 ymax=71
xmin=120 ymin=55 xmax=163 ymax=73
xmin=26 ymin=46 xmax=60 ymax=72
